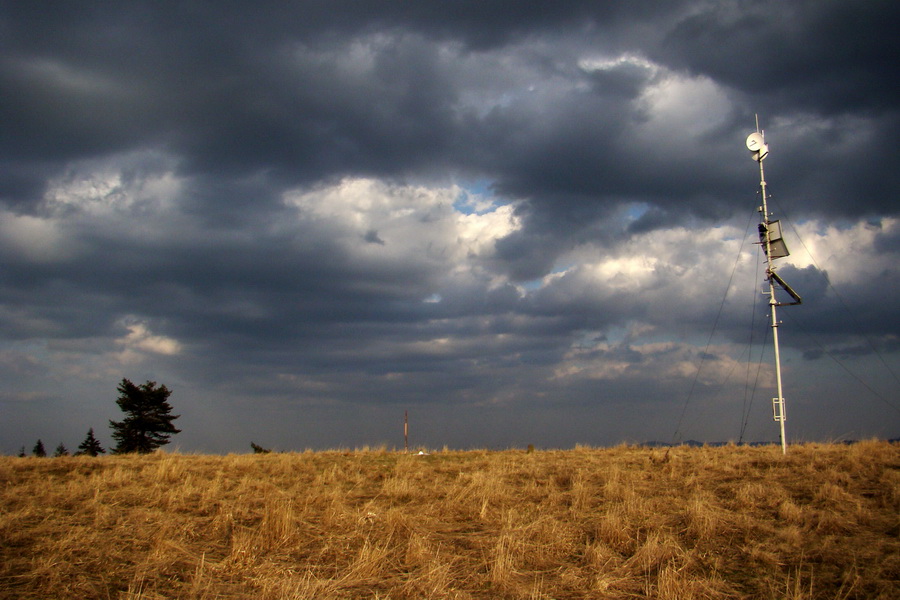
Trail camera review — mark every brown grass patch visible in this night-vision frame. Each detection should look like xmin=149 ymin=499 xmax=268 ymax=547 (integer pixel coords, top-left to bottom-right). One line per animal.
xmin=1 ymin=442 xmax=898 ymax=599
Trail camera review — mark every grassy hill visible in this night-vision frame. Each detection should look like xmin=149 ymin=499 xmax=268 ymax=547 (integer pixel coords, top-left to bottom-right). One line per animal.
xmin=1 ymin=441 xmax=898 ymax=599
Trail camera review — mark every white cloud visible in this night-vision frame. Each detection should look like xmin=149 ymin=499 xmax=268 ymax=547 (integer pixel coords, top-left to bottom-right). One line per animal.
xmin=283 ymin=177 xmax=521 ymax=279
xmin=578 ymin=53 xmax=659 ymax=75
xmin=2 ymin=152 xmax=186 ymax=265
xmin=783 ymin=217 xmax=898 ymax=285
xmin=43 ymin=152 xmax=183 ymax=216
xmin=116 ymin=321 xmax=182 ymax=362
xmin=532 ymin=222 xmax=751 ymax=308
xmin=636 ymin=70 xmax=732 ymax=135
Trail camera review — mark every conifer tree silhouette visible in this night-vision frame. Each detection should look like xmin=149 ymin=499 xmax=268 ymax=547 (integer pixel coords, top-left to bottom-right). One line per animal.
xmin=32 ymin=439 xmax=46 ymax=457
xmin=77 ymin=428 xmax=106 ymax=456
xmin=109 ymin=379 xmax=181 ymax=453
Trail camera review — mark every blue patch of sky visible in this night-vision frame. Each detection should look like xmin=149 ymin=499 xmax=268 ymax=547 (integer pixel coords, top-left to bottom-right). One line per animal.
xmin=453 ymin=179 xmax=499 ymax=215
xmin=624 ymin=202 xmax=650 ymax=222
xmin=519 ymin=278 xmax=544 ymax=292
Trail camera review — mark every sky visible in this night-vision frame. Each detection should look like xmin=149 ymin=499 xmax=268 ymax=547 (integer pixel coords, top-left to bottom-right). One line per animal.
xmin=2 ymin=1 xmax=899 ymax=454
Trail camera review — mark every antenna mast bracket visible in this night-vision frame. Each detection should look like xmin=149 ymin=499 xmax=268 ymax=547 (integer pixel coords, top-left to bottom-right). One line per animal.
xmin=769 ymin=271 xmax=802 ymax=306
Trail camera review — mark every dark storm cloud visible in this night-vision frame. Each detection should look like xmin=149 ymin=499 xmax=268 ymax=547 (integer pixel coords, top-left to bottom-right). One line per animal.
xmin=2 ymin=3 xmax=461 ymax=203
xmin=5 ymin=2 xmax=895 ymax=223
xmin=659 ymin=1 xmax=900 ymax=114
xmin=1 ymin=1 xmax=898 ymax=453
xmin=0 ymin=1 xmax=697 ymax=216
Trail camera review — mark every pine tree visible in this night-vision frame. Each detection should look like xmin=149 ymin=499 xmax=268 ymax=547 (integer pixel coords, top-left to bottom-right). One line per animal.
xmin=32 ymin=439 xmax=46 ymax=457
xmin=18 ymin=446 xmax=26 ymax=458
xmin=54 ymin=443 xmax=69 ymax=457
xmin=76 ymin=428 xmax=106 ymax=456
xmin=109 ymin=379 xmax=181 ymax=453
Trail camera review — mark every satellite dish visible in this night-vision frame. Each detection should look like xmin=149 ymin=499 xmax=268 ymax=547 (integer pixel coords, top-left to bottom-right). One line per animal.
xmin=746 ymin=132 xmax=769 ymax=162
xmin=746 ymin=132 xmax=765 ymax=151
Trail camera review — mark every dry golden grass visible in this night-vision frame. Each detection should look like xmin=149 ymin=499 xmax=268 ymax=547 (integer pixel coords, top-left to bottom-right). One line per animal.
xmin=1 ymin=441 xmax=898 ymax=599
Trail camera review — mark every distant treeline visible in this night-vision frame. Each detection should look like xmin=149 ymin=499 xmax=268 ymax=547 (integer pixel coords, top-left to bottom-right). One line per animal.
xmin=18 ymin=378 xmax=180 ymax=457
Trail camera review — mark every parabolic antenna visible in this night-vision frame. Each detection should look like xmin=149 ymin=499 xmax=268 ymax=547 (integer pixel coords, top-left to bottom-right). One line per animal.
xmin=746 ymin=131 xmax=768 ymax=161
xmin=746 ymin=132 xmax=764 ymax=151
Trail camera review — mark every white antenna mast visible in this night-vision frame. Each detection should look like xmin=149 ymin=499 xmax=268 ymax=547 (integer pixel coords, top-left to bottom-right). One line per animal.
xmin=746 ymin=118 xmax=801 ymax=454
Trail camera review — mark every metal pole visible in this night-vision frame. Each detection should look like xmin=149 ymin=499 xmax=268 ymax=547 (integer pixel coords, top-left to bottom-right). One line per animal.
xmin=404 ymin=410 xmax=408 ymax=453
xmin=758 ymin=157 xmax=788 ymax=454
